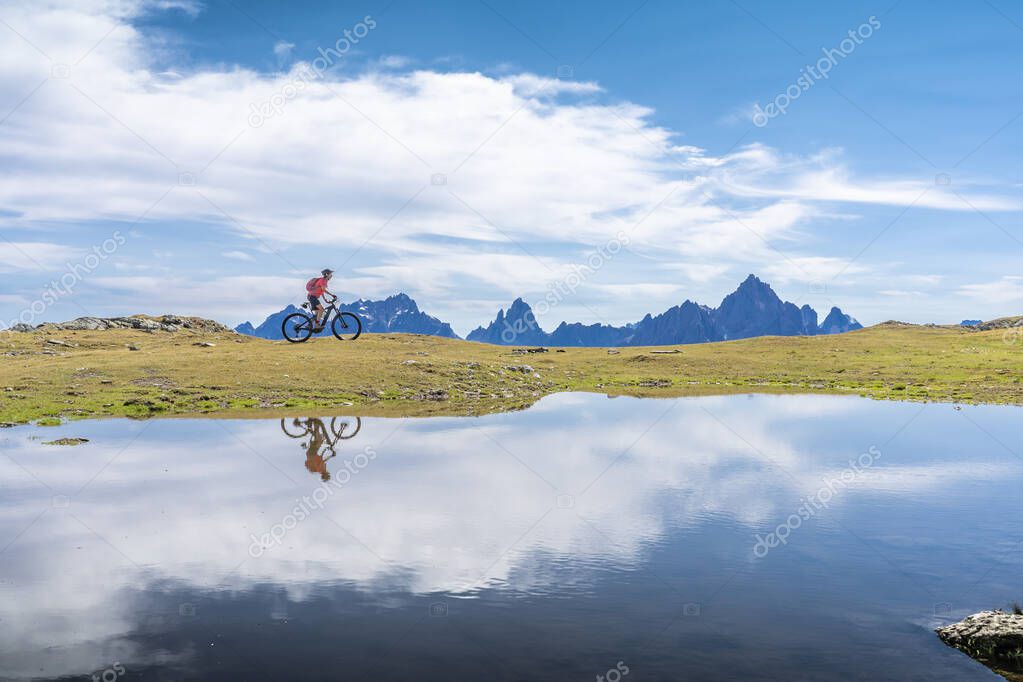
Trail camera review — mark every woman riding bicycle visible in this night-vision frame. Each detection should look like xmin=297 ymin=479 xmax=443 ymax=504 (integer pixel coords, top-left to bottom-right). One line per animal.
xmin=306 ymin=269 xmax=335 ymax=332
xmin=284 ymin=269 xmax=361 ymax=342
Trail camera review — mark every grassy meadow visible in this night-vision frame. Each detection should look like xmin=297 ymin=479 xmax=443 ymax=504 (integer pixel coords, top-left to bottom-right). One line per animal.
xmin=1 ymin=320 xmax=1021 ymax=424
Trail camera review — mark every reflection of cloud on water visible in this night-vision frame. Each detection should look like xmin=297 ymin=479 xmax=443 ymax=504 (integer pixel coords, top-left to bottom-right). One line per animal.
xmin=0 ymin=394 xmax=1019 ymax=678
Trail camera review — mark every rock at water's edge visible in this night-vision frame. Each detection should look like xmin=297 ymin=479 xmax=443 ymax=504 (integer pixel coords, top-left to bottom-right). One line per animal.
xmin=936 ymin=610 xmax=1023 ymax=679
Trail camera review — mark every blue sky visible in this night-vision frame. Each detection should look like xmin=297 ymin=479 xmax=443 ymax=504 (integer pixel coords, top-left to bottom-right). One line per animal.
xmin=0 ymin=0 xmax=1020 ymax=334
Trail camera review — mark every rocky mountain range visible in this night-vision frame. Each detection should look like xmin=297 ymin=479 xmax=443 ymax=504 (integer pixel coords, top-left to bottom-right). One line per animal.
xmin=235 ymin=293 xmax=458 ymax=340
xmin=466 ymin=275 xmax=862 ymax=346
xmin=235 ymin=276 xmax=863 ymax=345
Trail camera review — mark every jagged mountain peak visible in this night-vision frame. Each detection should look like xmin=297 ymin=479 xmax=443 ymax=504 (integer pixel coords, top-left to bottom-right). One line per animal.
xmin=491 ymin=298 xmax=538 ymax=324
xmin=469 ymin=275 xmax=862 ymax=347
xmin=507 ymin=298 xmax=533 ymax=314
xmin=729 ymin=273 xmax=779 ymax=299
xmin=715 ymin=274 xmax=795 ymax=339
xmin=819 ymin=306 xmax=862 ymax=335
xmin=386 ymin=292 xmax=418 ymax=308
xmin=740 ymin=273 xmax=764 ymax=285
xmin=466 ymin=298 xmax=546 ymax=345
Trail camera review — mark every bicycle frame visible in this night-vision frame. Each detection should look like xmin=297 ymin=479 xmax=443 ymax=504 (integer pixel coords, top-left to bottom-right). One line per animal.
xmin=300 ymin=296 xmax=340 ymax=329
xmin=281 ymin=417 xmax=362 ymax=442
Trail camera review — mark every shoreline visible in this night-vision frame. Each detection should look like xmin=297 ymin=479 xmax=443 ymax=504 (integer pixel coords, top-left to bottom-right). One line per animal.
xmin=2 ymin=321 xmax=1021 ymax=425
xmin=6 ymin=385 xmax=1008 ymax=428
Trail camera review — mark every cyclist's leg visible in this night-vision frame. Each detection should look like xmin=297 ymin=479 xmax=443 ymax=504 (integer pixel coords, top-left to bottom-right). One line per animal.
xmin=308 ymin=295 xmax=324 ymax=329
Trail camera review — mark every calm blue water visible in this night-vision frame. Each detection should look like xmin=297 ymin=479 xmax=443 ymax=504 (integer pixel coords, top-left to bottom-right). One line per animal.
xmin=0 ymin=393 xmax=1020 ymax=681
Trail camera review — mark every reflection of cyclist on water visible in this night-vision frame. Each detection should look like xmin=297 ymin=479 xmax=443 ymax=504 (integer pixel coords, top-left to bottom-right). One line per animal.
xmin=280 ymin=417 xmax=362 ymax=482
xmin=304 ymin=419 xmax=331 ymax=481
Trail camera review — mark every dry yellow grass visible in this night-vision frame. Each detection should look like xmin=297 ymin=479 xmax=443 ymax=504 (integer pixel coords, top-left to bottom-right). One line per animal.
xmin=1 ymin=321 xmax=1021 ymax=424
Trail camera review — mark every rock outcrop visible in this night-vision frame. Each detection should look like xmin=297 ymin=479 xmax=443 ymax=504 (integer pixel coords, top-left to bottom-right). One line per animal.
xmin=936 ymin=610 xmax=1023 ymax=679
xmin=26 ymin=315 xmax=231 ymax=334
xmin=974 ymin=316 xmax=1023 ymax=332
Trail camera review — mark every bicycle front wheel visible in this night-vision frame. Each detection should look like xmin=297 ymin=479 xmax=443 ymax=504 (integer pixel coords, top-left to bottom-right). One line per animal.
xmin=331 ymin=416 xmax=362 ymax=439
xmin=282 ymin=312 xmax=314 ymax=343
xmin=331 ymin=312 xmax=362 ymax=341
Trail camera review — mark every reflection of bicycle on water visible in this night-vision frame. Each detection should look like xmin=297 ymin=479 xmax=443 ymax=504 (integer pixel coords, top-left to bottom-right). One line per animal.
xmin=281 ymin=417 xmax=361 ymax=441
xmin=280 ymin=417 xmax=362 ymax=481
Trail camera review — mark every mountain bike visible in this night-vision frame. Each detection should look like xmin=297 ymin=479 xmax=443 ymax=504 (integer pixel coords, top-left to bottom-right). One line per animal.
xmin=280 ymin=416 xmax=362 ymax=441
xmin=282 ymin=295 xmax=362 ymax=343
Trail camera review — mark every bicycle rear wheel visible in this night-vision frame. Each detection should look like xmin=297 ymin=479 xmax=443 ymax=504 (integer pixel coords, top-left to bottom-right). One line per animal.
xmin=281 ymin=418 xmax=307 ymax=438
xmin=282 ymin=312 xmax=314 ymax=343
xmin=331 ymin=312 xmax=362 ymax=341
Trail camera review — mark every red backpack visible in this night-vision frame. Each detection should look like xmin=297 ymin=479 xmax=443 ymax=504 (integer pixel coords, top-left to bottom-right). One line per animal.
xmin=306 ymin=277 xmax=324 ymax=295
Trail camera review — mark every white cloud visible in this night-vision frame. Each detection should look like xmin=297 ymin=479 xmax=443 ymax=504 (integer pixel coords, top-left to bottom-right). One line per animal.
xmin=717 ymin=102 xmax=759 ymax=127
xmin=903 ymin=274 xmax=943 ymax=287
xmin=272 ymin=40 xmax=295 ymax=61
xmin=958 ymin=276 xmax=1023 ymax=306
xmin=0 ymin=242 xmax=80 ymax=272
xmin=375 ymin=54 xmax=411 ymax=69
xmin=0 ymin=0 xmax=1018 ymax=325
xmin=146 ymin=0 xmax=202 ymax=17
xmin=761 ymin=256 xmax=869 ymax=285
xmin=656 ymin=261 xmax=732 ymax=283
xmin=222 ymin=250 xmax=254 ymax=261
xmin=591 ymin=282 xmax=683 ymax=298
xmin=717 ymin=151 xmax=1018 ymax=212
xmin=90 ymin=274 xmax=303 ymax=321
